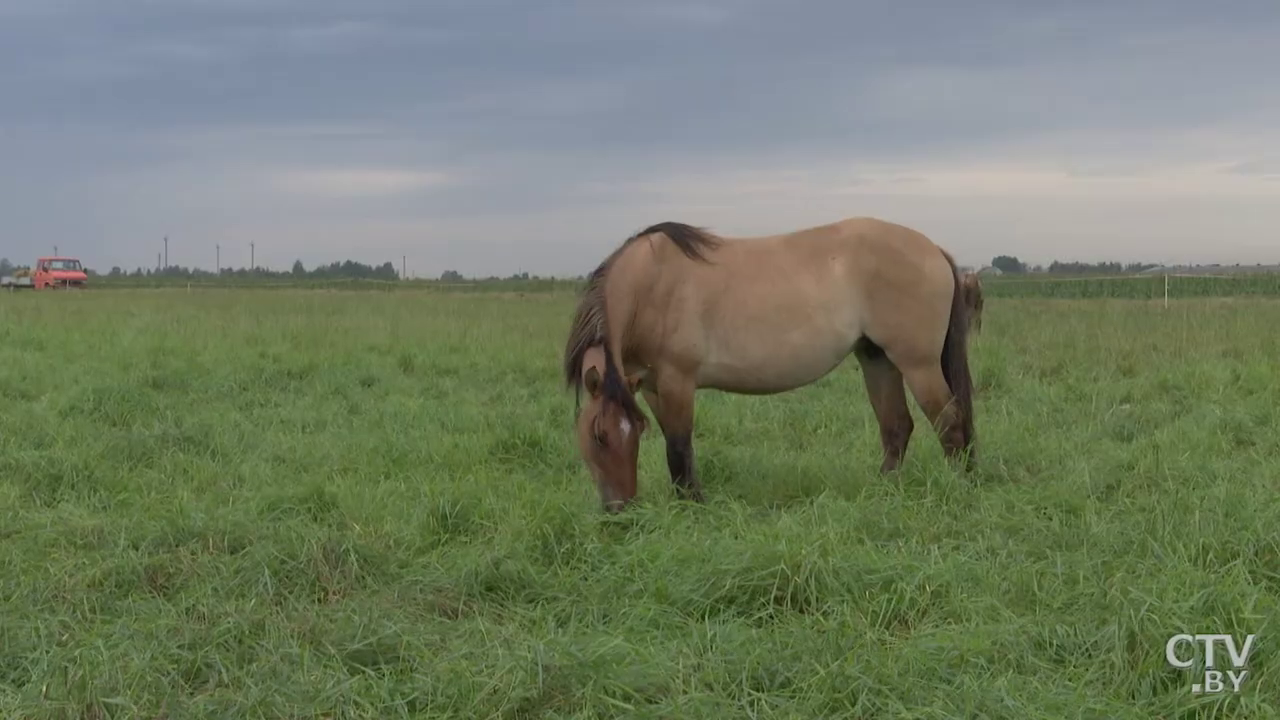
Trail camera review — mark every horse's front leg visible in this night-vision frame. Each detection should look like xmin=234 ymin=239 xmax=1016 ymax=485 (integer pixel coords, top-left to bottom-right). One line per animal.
xmin=641 ymin=373 xmax=704 ymax=503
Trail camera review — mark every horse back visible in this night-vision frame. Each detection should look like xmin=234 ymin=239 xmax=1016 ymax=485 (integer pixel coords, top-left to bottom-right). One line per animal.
xmin=628 ymin=217 xmax=957 ymax=392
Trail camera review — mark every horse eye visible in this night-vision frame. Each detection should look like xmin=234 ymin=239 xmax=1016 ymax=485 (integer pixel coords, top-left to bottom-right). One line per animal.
xmin=594 ymin=429 xmax=608 ymax=447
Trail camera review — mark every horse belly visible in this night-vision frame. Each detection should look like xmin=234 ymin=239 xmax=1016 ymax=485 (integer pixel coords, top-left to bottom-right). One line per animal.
xmin=696 ymin=319 xmax=859 ymax=395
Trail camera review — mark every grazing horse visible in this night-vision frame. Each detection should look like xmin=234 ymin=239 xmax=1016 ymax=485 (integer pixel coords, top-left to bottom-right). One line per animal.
xmin=563 ymin=216 xmax=976 ymax=512
xmin=961 ymin=272 xmax=985 ymax=333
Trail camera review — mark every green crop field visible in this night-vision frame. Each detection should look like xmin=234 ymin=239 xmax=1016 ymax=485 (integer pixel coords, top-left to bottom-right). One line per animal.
xmin=983 ymin=272 xmax=1280 ymax=300
xmin=2 ymin=288 xmax=1278 ymax=718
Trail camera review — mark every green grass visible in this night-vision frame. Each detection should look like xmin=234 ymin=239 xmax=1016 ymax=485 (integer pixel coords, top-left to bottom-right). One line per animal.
xmin=86 ymin=275 xmax=579 ymax=294
xmin=2 ymin=289 xmax=1278 ymax=718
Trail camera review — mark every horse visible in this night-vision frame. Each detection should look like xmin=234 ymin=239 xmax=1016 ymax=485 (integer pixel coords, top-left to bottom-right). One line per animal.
xmin=562 ymin=216 xmax=976 ymax=512
xmin=961 ymin=272 xmax=985 ymax=333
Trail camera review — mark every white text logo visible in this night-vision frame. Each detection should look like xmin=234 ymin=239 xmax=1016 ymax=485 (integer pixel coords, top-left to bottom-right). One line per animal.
xmin=1165 ymin=633 xmax=1256 ymax=694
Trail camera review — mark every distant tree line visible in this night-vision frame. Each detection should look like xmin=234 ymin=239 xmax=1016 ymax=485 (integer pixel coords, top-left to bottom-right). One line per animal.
xmin=89 ymin=259 xmax=401 ymax=281
xmin=987 ymin=255 xmax=1159 ymax=275
xmin=11 ymin=253 xmax=1232 ymax=283
xmin=437 ymin=269 xmax=537 ymax=282
xmin=1 ymin=256 xmax=574 ymax=283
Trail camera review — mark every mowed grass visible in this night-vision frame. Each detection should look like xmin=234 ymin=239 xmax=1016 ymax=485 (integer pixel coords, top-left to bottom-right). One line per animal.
xmin=2 ymin=289 xmax=1278 ymax=719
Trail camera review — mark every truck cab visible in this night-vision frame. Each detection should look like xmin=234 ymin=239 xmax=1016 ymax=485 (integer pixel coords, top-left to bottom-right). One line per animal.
xmin=32 ymin=256 xmax=88 ymax=289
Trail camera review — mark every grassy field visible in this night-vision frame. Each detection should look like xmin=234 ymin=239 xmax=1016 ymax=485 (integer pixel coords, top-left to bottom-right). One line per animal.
xmin=2 ymin=288 xmax=1278 ymax=718
xmin=84 ymin=276 xmax=579 ymax=295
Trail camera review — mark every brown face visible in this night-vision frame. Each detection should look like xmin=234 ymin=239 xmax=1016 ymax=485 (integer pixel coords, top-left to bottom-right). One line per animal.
xmin=577 ymin=364 xmax=646 ymax=512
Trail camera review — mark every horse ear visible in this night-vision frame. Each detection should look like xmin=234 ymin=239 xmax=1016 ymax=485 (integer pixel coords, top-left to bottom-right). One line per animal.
xmin=583 ymin=365 xmax=602 ymax=397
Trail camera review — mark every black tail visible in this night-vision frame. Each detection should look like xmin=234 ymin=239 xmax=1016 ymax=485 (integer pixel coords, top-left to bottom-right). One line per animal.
xmin=939 ymin=250 xmax=976 ymax=458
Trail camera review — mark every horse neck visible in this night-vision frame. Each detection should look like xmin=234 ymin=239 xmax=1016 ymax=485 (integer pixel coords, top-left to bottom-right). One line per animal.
xmin=598 ymin=245 xmax=654 ymax=368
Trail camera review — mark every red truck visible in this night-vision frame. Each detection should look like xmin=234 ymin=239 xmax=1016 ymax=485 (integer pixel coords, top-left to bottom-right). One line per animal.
xmin=1 ymin=256 xmax=89 ymax=290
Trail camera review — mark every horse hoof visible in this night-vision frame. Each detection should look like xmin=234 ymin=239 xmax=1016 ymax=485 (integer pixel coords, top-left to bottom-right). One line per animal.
xmin=676 ymin=487 xmax=705 ymax=503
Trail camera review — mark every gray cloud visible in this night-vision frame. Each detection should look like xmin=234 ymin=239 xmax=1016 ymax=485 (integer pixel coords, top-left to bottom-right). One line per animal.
xmin=2 ymin=0 xmax=1279 ymax=275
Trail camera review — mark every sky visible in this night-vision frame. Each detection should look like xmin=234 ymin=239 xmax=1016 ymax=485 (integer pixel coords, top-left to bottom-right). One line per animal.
xmin=2 ymin=0 xmax=1279 ymax=277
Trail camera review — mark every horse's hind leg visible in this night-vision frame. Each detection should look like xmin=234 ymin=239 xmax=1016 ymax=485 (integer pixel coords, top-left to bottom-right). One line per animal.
xmin=641 ymin=373 xmax=705 ymax=503
xmin=898 ymin=361 xmax=971 ymax=469
xmin=853 ymin=338 xmax=914 ymax=473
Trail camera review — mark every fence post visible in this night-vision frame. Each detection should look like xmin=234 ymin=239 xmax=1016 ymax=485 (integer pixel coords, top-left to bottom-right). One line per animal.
xmin=1163 ymin=274 xmax=1169 ymax=309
